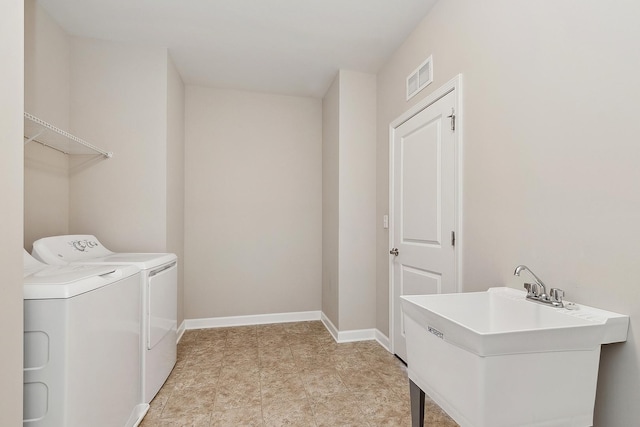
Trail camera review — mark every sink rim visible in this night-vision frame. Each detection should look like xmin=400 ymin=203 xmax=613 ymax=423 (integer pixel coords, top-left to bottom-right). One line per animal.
xmin=401 ymin=287 xmax=629 ymax=356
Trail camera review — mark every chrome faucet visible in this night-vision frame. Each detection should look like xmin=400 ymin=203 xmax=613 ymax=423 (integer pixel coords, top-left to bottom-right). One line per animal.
xmin=513 ymin=265 xmax=564 ymax=308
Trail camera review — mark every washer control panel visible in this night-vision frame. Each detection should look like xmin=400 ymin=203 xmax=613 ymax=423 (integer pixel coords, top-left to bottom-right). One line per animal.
xmin=69 ymin=239 xmax=100 ymax=252
xmin=33 ymin=235 xmax=114 ymax=264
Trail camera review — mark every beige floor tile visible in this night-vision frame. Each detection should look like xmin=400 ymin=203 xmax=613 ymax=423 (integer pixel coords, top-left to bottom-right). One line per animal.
xmin=288 ymin=332 xmax=325 ymax=345
xmin=294 ymin=353 xmax=340 ymax=372
xmin=310 ymin=392 xmax=368 ymax=427
xmin=263 ymin=397 xmax=316 ymax=427
xmin=179 ymin=330 xmax=202 ymax=344
xmin=219 ymin=363 xmax=260 ymax=384
xmin=139 ymin=409 xmax=163 ymax=427
xmin=259 ymin=345 xmax=294 ymax=363
xmin=258 ymin=333 xmax=290 ymax=348
xmin=260 ymin=370 xmax=307 ymax=406
xmin=225 ymin=342 xmax=259 ymax=355
xmin=227 ymin=325 xmax=258 ymax=334
xmin=257 ymin=323 xmax=287 ymax=335
xmin=146 ymin=322 xmax=460 ymax=427
xmin=338 ymin=367 xmax=388 ymax=392
xmin=149 ymin=379 xmax=176 ymax=411
xmin=214 ymin=377 xmax=262 ymax=410
xmin=195 ymin=334 xmax=227 ymax=348
xmin=161 ymin=386 xmax=216 ymax=419
xmin=354 ymin=388 xmax=411 ymax=423
xmin=225 ymin=327 xmax=258 ymax=345
xmin=367 ymin=415 xmax=411 ymax=427
xmin=198 ymin=328 xmax=229 ymax=340
xmin=259 ymin=357 xmax=296 ymax=372
xmin=224 ymin=344 xmax=259 ymax=356
xmin=289 ymin=339 xmax=324 ymax=352
xmin=210 ymin=406 xmax=264 ymax=427
xmin=351 ymin=340 xmax=383 ymax=352
xmin=331 ymin=353 xmax=372 ymax=371
xmin=156 ymin=413 xmax=212 ymax=427
xmin=222 ymin=347 xmax=260 ymax=371
xmin=425 ymin=400 xmax=458 ymax=426
xmin=177 ymin=345 xmax=193 ymax=363
xmin=301 ymin=368 xmax=348 ymax=398
xmin=322 ymin=341 xmax=361 ymax=355
xmin=174 ymin=363 xmax=221 ymax=390
xmin=282 ymin=322 xmax=314 ymax=333
xmin=189 ymin=346 xmax=226 ymax=364
xmin=186 ymin=355 xmax=225 ymax=374
xmin=222 ymin=356 xmax=261 ymax=371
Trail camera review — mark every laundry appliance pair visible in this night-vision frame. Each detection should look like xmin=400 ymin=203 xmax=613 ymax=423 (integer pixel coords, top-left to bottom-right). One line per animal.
xmin=24 ymin=235 xmax=178 ymax=427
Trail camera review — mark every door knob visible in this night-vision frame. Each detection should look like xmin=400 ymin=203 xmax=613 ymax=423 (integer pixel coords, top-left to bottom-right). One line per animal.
xmin=390 ymin=248 xmax=399 ymax=256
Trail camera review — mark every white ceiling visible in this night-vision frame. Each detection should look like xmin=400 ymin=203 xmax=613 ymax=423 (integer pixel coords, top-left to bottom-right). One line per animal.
xmin=37 ymin=0 xmax=438 ymax=98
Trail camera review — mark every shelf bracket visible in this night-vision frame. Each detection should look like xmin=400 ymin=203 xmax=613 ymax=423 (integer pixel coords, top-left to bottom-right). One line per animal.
xmin=24 ymin=129 xmax=46 ymax=146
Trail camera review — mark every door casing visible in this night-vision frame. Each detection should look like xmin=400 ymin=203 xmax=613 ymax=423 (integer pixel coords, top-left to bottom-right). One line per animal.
xmin=388 ymin=74 xmax=464 ymax=356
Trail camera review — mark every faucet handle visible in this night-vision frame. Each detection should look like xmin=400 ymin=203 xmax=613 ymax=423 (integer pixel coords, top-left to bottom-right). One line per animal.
xmin=523 ymin=283 xmax=533 ymax=295
xmin=550 ymin=288 xmax=564 ymax=302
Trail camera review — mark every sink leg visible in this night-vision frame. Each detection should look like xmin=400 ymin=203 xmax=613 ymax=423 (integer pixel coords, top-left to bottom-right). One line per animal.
xmin=410 ymin=380 xmax=425 ymax=427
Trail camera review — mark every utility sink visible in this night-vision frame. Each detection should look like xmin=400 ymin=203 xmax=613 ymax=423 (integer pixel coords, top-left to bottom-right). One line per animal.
xmin=401 ymin=287 xmax=629 ymax=427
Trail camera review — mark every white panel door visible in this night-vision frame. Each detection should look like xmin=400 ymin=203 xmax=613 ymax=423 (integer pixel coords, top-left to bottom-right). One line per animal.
xmin=391 ymin=90 xmax=457 ymax=362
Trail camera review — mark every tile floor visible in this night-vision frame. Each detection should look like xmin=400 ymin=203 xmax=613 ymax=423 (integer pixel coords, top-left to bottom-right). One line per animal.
xmin=141 ymin=321 xmax=458 ymax=426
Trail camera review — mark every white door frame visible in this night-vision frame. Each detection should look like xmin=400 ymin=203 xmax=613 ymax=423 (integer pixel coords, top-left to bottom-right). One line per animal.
xmin=388 ymin=74 xmax=464 ymax=356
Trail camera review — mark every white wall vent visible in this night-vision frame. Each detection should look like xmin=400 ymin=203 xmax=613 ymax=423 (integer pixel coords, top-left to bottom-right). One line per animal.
xmin=406 ymin=55 xmax=433 ymax=100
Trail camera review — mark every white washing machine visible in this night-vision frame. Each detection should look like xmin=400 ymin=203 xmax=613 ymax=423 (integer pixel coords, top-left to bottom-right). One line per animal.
xmin=23 ymin=250 xmax=147 ymax=427
xmin=32 ymin=235 xmax=178 ymax=404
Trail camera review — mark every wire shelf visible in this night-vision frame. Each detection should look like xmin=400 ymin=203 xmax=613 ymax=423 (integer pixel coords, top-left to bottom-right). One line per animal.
xmin=24 ymin=112 xmax=113 ymax=158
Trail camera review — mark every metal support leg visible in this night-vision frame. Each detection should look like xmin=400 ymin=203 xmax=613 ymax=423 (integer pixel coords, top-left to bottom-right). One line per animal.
xmin=410 ymin=379 xmax=425 ymax=427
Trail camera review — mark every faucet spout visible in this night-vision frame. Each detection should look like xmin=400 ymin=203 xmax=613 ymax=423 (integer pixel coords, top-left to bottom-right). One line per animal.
xmin=514 ymin=265 xmax=564 ymax=308
xmin=513 ymin=265 xmax=547 ymax=297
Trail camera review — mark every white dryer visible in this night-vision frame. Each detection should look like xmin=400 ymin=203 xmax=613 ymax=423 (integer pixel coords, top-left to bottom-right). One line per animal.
xmin=32 ymin=235 xmax=178 ymax=404
xmin=23 ymin=250 xmax=147 ymax=427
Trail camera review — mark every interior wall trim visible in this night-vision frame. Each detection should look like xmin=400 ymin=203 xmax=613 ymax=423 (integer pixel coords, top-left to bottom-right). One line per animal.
xmin=320 ymin=312 xmax=339 ymax=341
xmin=321 ymin=312 xmax=391 ymax=351
xmin=374 ymin=330 xmax=391 ymax=351
xmin=184 ymin=310 xmax=322 ymax=330
xmin=177 ymin=320 xmax=186 ymax=343
xmin=182 ymin=311 xmax=391 ymax=352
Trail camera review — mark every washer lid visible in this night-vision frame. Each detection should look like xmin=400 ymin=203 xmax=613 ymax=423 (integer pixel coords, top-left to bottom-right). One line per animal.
xmin=23 ymin=250 xmax=139 ymax=299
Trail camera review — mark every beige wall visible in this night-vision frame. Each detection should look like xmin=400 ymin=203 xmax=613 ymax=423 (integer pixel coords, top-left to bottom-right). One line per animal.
xmin=322 ymin=71 xmax=377 ymax=331
xmin=23 ymin=0 xmax=69 ymax=251
xmin=322 ymin=75 xmax=340 ymax=327
xmin=376 ymin=1 xmax=640 ymax=424
xmin=68 ymin=38 xmax=170 ymax=252
xmin=337 ymin=71 xmax=377 ymax=331
xmin=0 ymin=0 xmax=24 ymax=423
xmin=166 ymin=56 xmax=186 ymax=325
xmin=184 ymin=86 xmax=322 ymax=319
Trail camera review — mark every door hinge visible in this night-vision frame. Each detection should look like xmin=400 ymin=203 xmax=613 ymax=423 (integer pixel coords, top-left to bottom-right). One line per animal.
xmin=451 ymin=231 xmax=456 ymax=247
xmin=446 ymin=108 xmax=456 ymax=131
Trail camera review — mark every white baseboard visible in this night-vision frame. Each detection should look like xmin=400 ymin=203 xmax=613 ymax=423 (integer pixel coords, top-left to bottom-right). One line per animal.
xmin=374 ymin=330 xmax=391 ymax=352
xmin=320 ymin=312 xmax=339 ymax=341
xmin=184 ymin=310 xmax=322 ymax=330
xmin=181 ymin=310 xmax=391 ymax=353
xmin=176 ymin=320 xmax=186 ymax=343
xmin=321 ymin=312 xmax=391 ymax=351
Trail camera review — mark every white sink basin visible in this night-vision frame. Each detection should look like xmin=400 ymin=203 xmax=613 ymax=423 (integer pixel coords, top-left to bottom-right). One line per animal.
xmin=401 ymin=287 xmax=629 ymax=427
xmin=401 ymin=287 xmax=629 ymax=356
